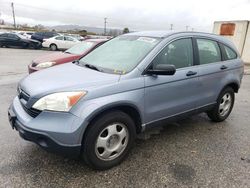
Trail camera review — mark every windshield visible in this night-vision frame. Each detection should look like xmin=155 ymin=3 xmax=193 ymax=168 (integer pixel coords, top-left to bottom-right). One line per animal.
xmin=65 ymin=41 xmax=95 ymax=55
xmin=16 ymin=34 xmax=27 ymax=39
xmin=79 ymin=35 xmax=160 ymax=74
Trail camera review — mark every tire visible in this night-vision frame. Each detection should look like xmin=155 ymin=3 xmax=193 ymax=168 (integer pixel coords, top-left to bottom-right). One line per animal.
xmin=29 ymin=43 xmax=37 ymax=49
xmin=207 ymin=87 xmax=235 ymax=122
xmin=50 ymin=44 xmax=57 ymax=51
xmin=82 ymin=110 xmax=136 ymax=170
xmin=22 ymin=43 xmax=29 ymax=49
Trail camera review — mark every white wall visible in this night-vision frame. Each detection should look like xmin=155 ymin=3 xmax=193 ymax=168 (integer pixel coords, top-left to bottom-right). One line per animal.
xmin=213 ymin=20 xmax=250 ymax=63
xmin=242 ymin=26 xmax=250 ymax=63
xmin=213 ymin=21 xmax=248 ymax=54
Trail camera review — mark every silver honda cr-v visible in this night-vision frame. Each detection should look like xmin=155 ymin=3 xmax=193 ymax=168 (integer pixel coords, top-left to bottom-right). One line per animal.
xmin=8 ymin=31 xmax=244 ymax=170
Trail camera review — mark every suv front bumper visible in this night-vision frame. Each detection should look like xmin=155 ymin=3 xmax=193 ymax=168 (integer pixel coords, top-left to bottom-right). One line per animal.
xmin=8 ymin=97 xmax=86 ymax=158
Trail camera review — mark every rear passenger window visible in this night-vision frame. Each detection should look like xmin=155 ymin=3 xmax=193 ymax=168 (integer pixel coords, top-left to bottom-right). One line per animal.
xmin=55 ymin=36 xmax=64 ymax=40
xmin=152 ymin=38 xmax=193 ymax=69
xmin=224 ymin=45 xmax=237 ymax=60
xmin=197 ymin=39 xmax=221 ymax=65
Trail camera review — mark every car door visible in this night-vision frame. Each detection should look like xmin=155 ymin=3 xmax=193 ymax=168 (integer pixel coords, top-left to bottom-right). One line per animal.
xmin=194 ymin=38 xmax=232 ymax=107
xmin=53 ymin=36 xmax=64 ymax=49
xmin=64 ymin=36 xmax=77 ymax=49
xmin=7 ymin=34 xmax=21 ymax=47
xmin=144 ymin=38 xmax=200 ymax=124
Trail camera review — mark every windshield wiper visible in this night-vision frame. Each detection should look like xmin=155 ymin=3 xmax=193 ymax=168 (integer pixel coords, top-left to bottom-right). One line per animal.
xmin=64 ymin=51 xmax=71 ymax=54
xmin=84 ymin=63 xmax=102 ymax=72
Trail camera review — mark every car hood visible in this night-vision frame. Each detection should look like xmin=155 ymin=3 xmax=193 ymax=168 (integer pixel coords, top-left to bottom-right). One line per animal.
xmin=20 ymin=63 xmax=120 ymax=98
xmin=33 ymin=52 xmax=78 ymax=64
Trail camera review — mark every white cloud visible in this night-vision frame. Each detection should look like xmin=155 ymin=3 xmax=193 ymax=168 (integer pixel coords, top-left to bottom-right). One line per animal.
xmin=0 ymin=0 xmax=250 ymax=31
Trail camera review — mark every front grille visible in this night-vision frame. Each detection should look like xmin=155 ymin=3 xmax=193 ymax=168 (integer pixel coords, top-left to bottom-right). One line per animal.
xmin=18 ymin=88 xmax=41 ymax=118
xmin=21 ymin=103 xmax=41 ymax=118
xmin=18 ymin=88 xmax=30 ymax=101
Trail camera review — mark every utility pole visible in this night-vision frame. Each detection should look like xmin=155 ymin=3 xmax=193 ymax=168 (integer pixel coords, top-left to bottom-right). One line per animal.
xmin=11 ymin=2 xmax=16 ymax=28
xmin=104 ymin=17 xmax=107 ymax=35
xmin=170 ymin=24 xmax=173 ymax=30
xmin=186 ymin=25 xmax=189 ymax=31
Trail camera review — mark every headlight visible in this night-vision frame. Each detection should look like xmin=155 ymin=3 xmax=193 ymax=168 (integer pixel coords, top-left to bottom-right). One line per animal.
xmin=36 ymin=62 xmax=56 ymax=68
xmin=33 ymin=91 xmax=86 ymax=112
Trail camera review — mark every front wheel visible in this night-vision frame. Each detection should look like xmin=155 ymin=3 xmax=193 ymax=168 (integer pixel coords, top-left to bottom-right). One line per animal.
xmin=50 ymin=44 xmax=57 ymax=51
xmin=207 ymin=87 xmax=235 ymax=122
xmin=82 ymin=111 xmax=136 ymax=170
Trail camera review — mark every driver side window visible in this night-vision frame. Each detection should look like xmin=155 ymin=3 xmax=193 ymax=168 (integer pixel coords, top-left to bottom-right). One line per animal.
xmin=8 ymin=34 xmax=19 ymax=39
xmin=152 ymin=38 xmax=193 ymax=69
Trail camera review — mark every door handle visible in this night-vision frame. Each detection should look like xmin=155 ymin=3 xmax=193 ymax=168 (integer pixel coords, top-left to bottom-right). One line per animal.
xmin=186 ymin=71 xmax=197 ymax=76
xmin=220 ymin=65 xmax=228 ymax=70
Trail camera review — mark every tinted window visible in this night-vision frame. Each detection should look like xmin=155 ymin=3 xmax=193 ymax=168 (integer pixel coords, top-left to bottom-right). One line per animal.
xmin=65 ymin=41 xmax=95 ymax=55
xmin=44 ymin=32 xmax=52 ymax=37
xmin=224 ymin=45 xmax=237 ymax=60
xmin=52 ymin=33 xmax=58 ymax=37
xmin=197 ymin=39 xmax=221 ymax=64
xmin=55 ymin=36 xmax=64 ymax=40
xmin=152 ymin=38 xmax=193 ymax=69
xmin=8 ymin=34 xmax=19 ymax=39
xmin=0 ymin=33 xmax=9 ymax=37
xmin=65 ymin=36 xmax=74 ymax=41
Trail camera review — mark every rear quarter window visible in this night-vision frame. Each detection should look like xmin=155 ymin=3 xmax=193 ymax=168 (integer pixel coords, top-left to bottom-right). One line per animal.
xmin=55 ymin=36 xmax=64 ymax=40
xmin=223 ymin=45 xmax=237 ymax=60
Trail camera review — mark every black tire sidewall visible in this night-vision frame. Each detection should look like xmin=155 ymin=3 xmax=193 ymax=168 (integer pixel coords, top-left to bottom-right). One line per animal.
xmin=211 ymin=87 xmax=235 ymax=121
xmin=83 ymin=111 xmax=136 ymax=170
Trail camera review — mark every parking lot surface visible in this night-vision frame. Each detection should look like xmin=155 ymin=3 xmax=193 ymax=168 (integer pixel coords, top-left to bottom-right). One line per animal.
xmin=0 ymin=48 xmax=250 ymax=188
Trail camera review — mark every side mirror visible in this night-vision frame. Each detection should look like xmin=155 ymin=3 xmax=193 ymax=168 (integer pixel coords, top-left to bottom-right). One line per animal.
xmin=146 ymin=64 xmax=176 ymax=75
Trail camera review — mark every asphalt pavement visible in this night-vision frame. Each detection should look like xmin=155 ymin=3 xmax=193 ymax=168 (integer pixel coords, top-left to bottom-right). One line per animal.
xmin=0 ymin=48 xmax=250 ymax=188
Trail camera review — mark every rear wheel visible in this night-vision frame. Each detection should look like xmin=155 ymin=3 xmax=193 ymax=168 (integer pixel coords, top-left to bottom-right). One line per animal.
xmin=22 ymin=43 xmax=29 ymax=49
xmin=50 ymin=44 xmax=57 ymax=51
xmin=207 ymin=87 xmax=235 ymax=122
xmin=82 ymin=111 xmax=136 ymax=170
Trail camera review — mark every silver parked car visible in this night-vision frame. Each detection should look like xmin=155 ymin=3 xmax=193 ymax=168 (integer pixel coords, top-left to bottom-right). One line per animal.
xmin=8 ymin=31 xmax=244 ymax=170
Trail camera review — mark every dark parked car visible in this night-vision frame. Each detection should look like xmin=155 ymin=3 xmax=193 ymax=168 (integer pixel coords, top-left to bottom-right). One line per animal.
xmin=28 ymin=39 xmax=108 ymax=73
xmin=31 ymin=32 xmax=59 ymax=43
xmin=0 ymin=33 xmax=41 ymax=49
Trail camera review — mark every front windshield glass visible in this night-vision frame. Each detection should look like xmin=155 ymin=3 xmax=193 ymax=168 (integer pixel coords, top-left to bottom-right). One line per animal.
xmin=79 ymin=35 xmax=161 ymax=74
xmin=65 ymin=41 xmax=94 ymax=55
xmin=16 ymin=34 xmax=27 ymax=39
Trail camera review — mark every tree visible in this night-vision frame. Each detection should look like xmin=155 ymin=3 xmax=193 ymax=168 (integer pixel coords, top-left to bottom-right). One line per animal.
xmin=123 ymin=27 xmax=129 ymax=34
xmin=33 ymin=24 xmax=45 ymax=31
